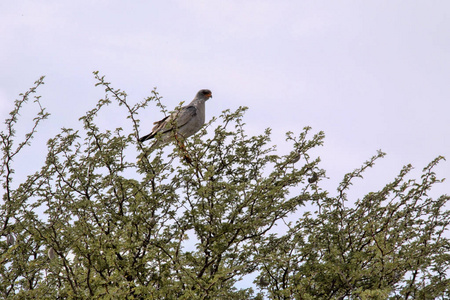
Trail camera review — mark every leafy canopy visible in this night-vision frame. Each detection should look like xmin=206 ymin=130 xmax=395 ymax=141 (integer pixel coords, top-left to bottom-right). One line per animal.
xmin=1 ymin=74 xmax=449 ymax=299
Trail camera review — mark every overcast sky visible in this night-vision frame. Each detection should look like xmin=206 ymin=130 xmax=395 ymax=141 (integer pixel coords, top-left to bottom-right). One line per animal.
xmin=1 ymin=1 xmax=449 ymax=216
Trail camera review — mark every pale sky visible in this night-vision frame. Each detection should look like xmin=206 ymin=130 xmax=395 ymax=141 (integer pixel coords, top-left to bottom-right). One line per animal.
xmin=1 ymin=1 xmax=449 ymax=214
xmin=1 ymin=0 xmax=450 ymax=292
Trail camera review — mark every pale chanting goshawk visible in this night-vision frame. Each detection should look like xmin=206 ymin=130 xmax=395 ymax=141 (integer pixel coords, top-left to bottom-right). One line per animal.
xmin=139 ymin=89 xmax=212 ymax=148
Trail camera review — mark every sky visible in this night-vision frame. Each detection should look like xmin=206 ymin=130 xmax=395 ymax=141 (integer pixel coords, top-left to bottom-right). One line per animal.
xmin=1 ymin=0 xmax=449 ymax=288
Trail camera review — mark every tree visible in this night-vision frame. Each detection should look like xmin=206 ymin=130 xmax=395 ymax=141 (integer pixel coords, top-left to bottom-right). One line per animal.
xmin=1 ymin=74 xmax=449 ymax=299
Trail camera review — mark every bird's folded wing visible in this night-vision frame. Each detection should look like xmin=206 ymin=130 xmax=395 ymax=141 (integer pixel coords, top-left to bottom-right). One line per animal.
xmin=174 ymin=106 xmax=198 ymax=129
xmin=152 ymin=115 xmax=170 ymax=132
xmin=151 ymin=105 xmax=198 ymax=135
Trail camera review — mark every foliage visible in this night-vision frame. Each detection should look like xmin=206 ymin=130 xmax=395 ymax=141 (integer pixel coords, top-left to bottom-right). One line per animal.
xmin=1 ymin=75 xmax=449 ymax=299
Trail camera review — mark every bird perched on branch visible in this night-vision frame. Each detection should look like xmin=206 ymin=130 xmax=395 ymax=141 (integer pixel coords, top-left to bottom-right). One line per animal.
xmin=139 ymin=89 xmax=212 ymax=149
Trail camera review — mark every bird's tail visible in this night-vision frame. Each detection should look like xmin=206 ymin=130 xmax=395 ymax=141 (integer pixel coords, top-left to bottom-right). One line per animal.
xmin=138 ymin=133 xmax=155 ymax=143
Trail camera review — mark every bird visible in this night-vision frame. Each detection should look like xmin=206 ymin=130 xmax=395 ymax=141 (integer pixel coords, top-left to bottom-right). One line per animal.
xmin=48 ymin=247 xmax=56 ymax=260
xmin=139 ymin=89 xmax=212 ymax=148
xmin=6 ymin=233 xmax=15 ymax=246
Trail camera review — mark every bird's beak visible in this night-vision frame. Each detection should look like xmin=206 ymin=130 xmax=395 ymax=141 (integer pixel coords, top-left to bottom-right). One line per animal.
xmin=208 ymin=93 xmax=212 ymax=99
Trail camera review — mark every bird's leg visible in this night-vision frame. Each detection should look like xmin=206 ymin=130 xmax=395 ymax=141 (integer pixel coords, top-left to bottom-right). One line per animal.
xmin=174 ymin=133 xmax=192 ymax=163
xmin=183 ymin=150 xmax=192 ymax=164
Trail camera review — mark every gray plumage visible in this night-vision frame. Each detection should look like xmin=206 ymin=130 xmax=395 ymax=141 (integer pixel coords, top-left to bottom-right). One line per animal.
xmin=139 ymin=89 xmax=212 ymax=145
xmin=48 ymin=247 xmax=56 ymax=260
xmin=6 ymin=233 xmax=15 ymax=246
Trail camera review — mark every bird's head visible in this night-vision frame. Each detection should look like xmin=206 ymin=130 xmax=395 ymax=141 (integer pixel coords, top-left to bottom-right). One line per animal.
xmin=197 ymin=89 xmax=212 ymax=100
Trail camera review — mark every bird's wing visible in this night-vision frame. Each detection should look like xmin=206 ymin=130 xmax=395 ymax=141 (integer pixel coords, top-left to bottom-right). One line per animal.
xmin=151 ymin=115 xmax=171 ymax=132
xmin=154 ymin=105 xmax=197 ymax=133
xmin=139 ymin=105 xmax=198 ymax=143
xmin=173 ymin=105 xmax=198 ymax=129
